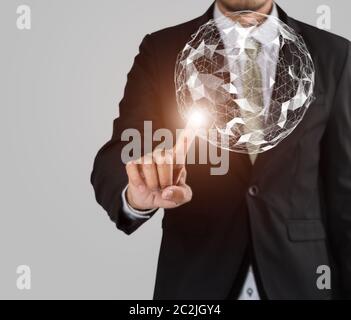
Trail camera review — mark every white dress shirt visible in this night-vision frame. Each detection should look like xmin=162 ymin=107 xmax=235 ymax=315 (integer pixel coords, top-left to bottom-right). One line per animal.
xmin=214 ymin=3 xmax=279 ymax=119
xmin=122 ymin=2 xmax=279 ymax=300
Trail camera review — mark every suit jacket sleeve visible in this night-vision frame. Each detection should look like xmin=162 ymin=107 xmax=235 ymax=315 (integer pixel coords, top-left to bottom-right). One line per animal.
xmin=91 ymin=34 xmax=162 ymax=235
xmin=321 ymin=41 xmax=351 ymax=297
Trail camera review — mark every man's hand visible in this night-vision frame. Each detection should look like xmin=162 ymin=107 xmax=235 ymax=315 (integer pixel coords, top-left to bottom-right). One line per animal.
xmin=125 ymin=149 xmax=193 ymax=211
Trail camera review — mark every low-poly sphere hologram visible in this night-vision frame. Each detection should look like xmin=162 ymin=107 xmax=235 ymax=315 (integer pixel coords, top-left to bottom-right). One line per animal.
xmin=175 ymin=11 xmax=315 ymax=153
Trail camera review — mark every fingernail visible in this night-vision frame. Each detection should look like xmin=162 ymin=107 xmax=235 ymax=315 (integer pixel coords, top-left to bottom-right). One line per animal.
xmin=138 ymin=185 xmax=146 ymax=193
xmin=162 ymin=190 xmax=173 ymax=200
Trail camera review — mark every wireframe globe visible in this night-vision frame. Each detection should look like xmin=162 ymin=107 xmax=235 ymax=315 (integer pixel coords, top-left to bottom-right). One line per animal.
xmin=175 ymin=11 xmax=315 ymax=153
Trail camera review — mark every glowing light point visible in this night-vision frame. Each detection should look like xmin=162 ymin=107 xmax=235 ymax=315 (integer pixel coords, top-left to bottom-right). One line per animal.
xmin=187 ymin=108 xmax=208 ymax=129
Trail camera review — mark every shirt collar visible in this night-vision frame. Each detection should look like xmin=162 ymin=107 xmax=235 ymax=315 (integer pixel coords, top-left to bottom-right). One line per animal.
xmin=213 ymin=2 xmax=279 ymax=46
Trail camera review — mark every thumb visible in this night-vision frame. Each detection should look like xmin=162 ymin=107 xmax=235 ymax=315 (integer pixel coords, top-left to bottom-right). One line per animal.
xmin=161 ymin=185 xmax=192 ymax=205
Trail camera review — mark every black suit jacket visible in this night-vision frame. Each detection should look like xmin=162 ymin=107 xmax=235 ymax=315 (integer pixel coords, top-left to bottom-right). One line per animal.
xmin=91 ymin=4 xmax=351 ymax=299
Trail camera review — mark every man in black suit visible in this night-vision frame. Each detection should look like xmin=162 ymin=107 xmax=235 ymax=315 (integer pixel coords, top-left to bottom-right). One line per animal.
xmin=91 ymin=0 xmax=351 ymax=299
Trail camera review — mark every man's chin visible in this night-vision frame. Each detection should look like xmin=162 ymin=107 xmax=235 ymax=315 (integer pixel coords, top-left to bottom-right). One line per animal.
xmin=219 ymin=0 xmax=268 ymax=12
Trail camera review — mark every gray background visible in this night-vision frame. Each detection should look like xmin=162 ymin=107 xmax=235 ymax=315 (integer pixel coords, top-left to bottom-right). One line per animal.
xmin=0 ymin=0 xmax=349 ymax=299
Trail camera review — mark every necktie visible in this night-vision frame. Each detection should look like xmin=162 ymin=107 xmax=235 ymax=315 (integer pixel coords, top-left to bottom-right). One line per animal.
xmin=242 ymin=38 xmax=263 ymax=164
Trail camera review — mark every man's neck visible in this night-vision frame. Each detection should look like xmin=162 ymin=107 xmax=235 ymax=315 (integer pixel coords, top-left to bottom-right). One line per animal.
xmin=216 ymin=0 xmax=274 ymax=16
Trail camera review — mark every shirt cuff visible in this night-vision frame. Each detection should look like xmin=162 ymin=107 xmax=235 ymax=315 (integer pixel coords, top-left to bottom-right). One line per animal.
xmin=121 ymin=186 xmax=156 ymax=220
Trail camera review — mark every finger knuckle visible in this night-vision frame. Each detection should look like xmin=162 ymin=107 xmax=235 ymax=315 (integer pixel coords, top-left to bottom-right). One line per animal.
xmin=143 ymin=163 xmax=155 ymax=171
xmin=153 ymin=154 xmax=164 ymax=165
xmin=149 ymin=183 xmax=159 ymax=191
xmin=129 ymin=176 xmax=139 ymax=185
xmin=125 ymin=160 xmax=134 ymax=169
xmin=142 ymin=154 xmax=153 ymax=165
xmin=186 ymin=187 xmax=193 ymax=202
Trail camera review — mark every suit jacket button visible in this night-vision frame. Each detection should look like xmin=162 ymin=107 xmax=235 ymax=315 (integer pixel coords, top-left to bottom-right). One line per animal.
xmin=248 ymin=185 xmax=259 ymax=197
